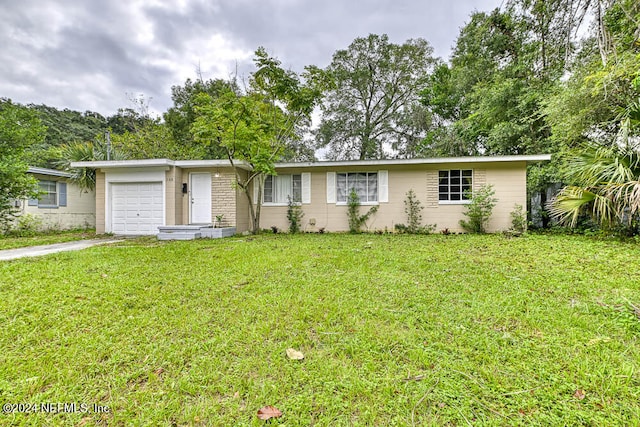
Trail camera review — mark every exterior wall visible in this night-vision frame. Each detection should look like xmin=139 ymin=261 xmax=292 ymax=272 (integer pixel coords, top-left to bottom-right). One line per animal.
xmin=21 ymin=174 xmax=95 ymax=230
xmin=88 ymin=160 xmax=530 ymax=235
xmin=96 ymin=172 xmax=105 ymax=233
xmin=179 ymin=168 xmax=239 ymax=227
xmin=484 ymin=163 xmax=527 ymax=231
xmin=212 ymin=170 xmax=237 ymax=227
xmin=165 ymin=166 xmax=182 ymax=226
xmin=259 ymin=162 xmax=527 ymax=233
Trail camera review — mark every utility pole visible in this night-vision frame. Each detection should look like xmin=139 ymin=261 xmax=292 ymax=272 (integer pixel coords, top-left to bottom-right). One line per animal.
xmin=106 ymin=131 xmax=111 ymax=161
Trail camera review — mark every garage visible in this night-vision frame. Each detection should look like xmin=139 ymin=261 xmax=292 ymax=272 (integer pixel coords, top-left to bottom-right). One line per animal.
xmin=111 ymin=182 xmax=164 ymax=234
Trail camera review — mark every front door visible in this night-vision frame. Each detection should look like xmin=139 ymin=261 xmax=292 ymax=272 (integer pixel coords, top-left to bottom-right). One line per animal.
xmin=190 ymin=173 xmax=212 ymax=224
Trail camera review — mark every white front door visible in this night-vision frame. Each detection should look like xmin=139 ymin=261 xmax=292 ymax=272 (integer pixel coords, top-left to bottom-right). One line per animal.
xmin=190 ymin=173 xmax=212 ymax=224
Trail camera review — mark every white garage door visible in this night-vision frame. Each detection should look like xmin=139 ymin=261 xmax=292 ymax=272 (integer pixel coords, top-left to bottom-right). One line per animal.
xmin=111 ymin=182 xmax=164 ymax=234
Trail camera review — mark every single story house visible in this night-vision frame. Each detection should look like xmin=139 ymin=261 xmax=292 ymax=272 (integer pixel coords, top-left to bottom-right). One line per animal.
xmin=71 ymin=155 xmax=550 ymax=235
xmin=18 ymin=167 xmax=96 ymax=230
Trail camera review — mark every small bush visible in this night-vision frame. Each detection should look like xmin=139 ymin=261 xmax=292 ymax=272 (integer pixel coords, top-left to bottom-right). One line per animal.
xmin=510 ymin=204 xmax=527 ymax=234
xmin=286 ymin=195 xmax=304 ymax=233
xmin=7 ymin=214 xmax=43 ymax=237
xmin=347 ymin=189 xmax=378 ymax=233
xmin=394 ymin=223 xmax=408 ymax=233
xmin=459 ymin=184 xmax=497 ymax=233
xmin=396 ymin=189 xmax=437 ymax=234
xmin=215 ymin=214 xmax=225 ymax=228
xmin=404 ymin=189 xmax=423 ymax=233
xmin=395 ymin=223 xmax=436 ymax=235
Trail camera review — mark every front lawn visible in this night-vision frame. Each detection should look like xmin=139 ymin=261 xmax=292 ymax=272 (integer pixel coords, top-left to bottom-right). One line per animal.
xmin=0 ymin=229 xmax=98 ymax=250
xmin=0 ymin=234 xmax=638 ymax=425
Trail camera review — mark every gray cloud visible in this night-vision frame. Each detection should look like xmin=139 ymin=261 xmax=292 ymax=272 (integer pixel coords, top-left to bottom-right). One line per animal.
xmin=0 ymin=0 xmax=501 ymax=116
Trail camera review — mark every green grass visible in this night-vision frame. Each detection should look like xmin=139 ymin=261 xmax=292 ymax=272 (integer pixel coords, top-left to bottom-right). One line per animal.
xmin=0 ymin=229 xmax=99 ymax=250
xmin=0 ymin=234 xmax=638 ymax=426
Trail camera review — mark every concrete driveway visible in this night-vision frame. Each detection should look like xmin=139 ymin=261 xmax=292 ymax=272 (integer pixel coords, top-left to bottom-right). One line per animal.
xmin=0 ymin=239 xmax=121 ymax=261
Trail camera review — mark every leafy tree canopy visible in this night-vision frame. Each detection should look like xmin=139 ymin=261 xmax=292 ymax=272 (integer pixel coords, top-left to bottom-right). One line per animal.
xmin=0 ymin=99 xmax=45 ymax=230
xmin=192 ymin=48 xmax=323 ymax=232
xmin=316 ymin=34 xmax=436 ymax=160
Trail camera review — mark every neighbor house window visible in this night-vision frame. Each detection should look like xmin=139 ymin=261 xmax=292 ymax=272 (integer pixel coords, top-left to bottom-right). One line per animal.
xmin=439 ymin=170 xmax=472 ymax=201
xmin=28 ymin=180 xmax=67 ymax=208
xmin=337 ymin=172 xmax=378 ymax=203
xmin=264 ymin=174 xmax=302 ymax=204
xmin=38 ymin=180 xmax=57 ymax=206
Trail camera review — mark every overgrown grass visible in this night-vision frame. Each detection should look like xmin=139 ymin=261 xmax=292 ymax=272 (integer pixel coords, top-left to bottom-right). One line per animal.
xmin=0 ymin=229 xmax=99 ymax=250
xmin=0 ymin=234 xmax=638 ymax=425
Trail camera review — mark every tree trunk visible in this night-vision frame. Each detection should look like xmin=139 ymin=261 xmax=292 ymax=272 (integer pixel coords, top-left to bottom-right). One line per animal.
xmin=243 ymin=173 xmax=264 ymax=234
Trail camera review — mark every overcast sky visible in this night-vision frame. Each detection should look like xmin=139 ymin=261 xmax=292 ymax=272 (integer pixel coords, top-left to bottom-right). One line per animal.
xmin=1 ymin=0 xmax=502 ymax=117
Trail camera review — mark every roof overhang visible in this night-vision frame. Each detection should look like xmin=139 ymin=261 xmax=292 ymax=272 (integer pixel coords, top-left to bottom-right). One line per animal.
xmin=70 ymin=159 xmax=252 ymax=170
xmin=27 ymin=167 xmax=71 ymax=178
xmin=274 ymin=154 xmax=552 ymax=169
xmin=70 ymin=155 xmax=551 ymax=171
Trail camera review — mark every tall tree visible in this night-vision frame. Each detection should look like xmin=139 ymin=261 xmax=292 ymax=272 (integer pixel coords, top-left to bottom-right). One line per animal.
xmin=419 ymin=3 xmax=594 ymax=225
xmin=192 ymin=48 xmax=322 ymax=233
xmin=547 ymin=0 xmax=640 ymax=233
xmin=164 ymin=78 xmax=239 ymax=159
xmin=421 ymin=8 xmax=555 ymax=157
xmin=316 ymin=34 xmax=435 ymax=160
xmin=0 ymin=100 xmax=45 ymax=231
xmin=545 ymin=0 xmax=640 ymax=150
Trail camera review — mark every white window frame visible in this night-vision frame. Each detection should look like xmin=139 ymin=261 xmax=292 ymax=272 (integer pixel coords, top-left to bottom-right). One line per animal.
xmin=263 ymin=174 xmax=310 ymax=206
xmin=38 ymin=180 xmax=57 ymax=207
xmin=438 ymin=169 xmax=473 ymax=204
xmin=336 ymin=172 xmax=379 ymax=205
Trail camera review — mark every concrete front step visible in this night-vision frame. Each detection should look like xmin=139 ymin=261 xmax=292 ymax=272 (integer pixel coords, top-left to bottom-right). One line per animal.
xmin=158 ymin=225 xmax=210 ymax=232
xmin=157 ymin=225 xmax=236 ymax=240
xmin=157 ymin=232 xmax=201 ymax=241
xmin=200 ymin=227 xmax=236 ymax=238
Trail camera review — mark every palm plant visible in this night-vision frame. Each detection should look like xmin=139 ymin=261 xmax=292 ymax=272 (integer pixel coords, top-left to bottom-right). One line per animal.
xmin=551 ymin=81 xmax=640 ymax=232
xmin=549 ymin=142 xmax=640 ymax=229
xmin=55 ymin=138 xmax=127 ymax=191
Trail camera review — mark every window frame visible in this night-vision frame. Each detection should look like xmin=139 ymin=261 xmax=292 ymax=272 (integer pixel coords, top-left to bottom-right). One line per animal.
xmin=438 ymin=169 xmax=473 ymax=204
xmin=37 ymin=180 xmax=58 ymax=208
xmin=263 ymin=174 xmax=303 ymax=206
xmin=28 ymin=180 xmax=67 ymax=209
xmin=336 ymin=172 xmax=379 ymax=205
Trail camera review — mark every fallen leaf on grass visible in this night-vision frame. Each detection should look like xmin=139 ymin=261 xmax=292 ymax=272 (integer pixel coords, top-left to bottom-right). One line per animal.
xmin=587 ymin=337 xmax=611 ymax=346
xmin=257 ymin=405 xmax=282 ymax=420
xmin=286 ymin=348 xmax=304 ymax=360
xmin=573 ymin=389 xmax=586 ymax=400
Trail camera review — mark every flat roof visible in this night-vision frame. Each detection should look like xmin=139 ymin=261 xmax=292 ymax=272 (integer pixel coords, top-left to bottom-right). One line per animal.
xmin=70 ymin=159 xmax=252 ymax=170
xmin=71 ymin=154 xmax=551 ymax=170
xmin=27 ymin=167 xmax=71 ymax=178
xmin=274 ymin=154 xmax=552 ymax=168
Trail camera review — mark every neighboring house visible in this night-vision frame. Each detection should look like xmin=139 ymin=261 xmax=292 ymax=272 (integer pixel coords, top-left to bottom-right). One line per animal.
xmin=72 ymin=155 xmax=550 ymax=235
xmin=18 ymin=167 xmax=96 ymax=230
